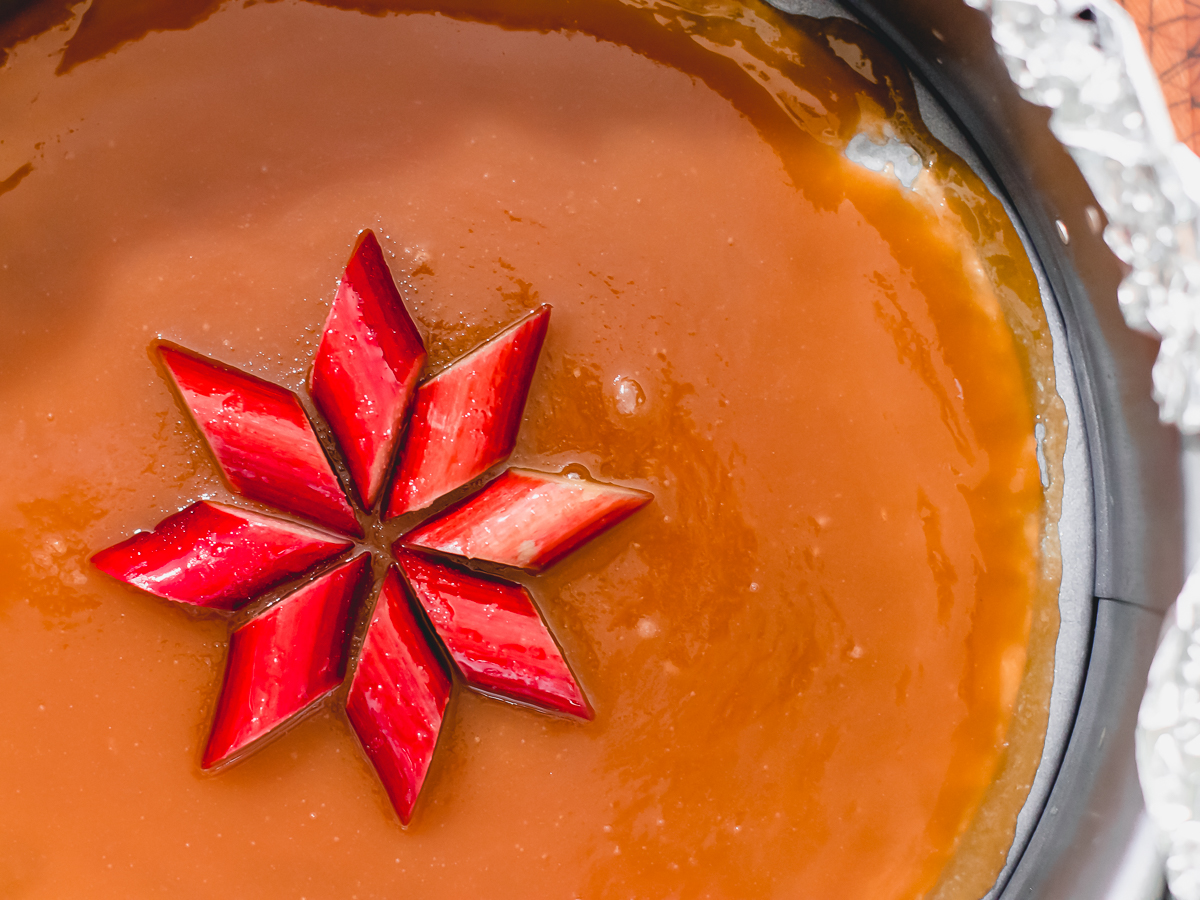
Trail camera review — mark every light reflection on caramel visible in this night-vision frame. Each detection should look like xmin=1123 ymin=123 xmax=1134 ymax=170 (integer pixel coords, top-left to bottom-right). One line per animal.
xmin=0 ymin=490 xmax=104 ymax=626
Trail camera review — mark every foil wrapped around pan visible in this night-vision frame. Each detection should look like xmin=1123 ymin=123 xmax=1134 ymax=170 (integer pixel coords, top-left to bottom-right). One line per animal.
xmin=964 ymin=0 xmax=1200 ymax=897
xmin=972 ymin=0 xmax=1200 ymax=432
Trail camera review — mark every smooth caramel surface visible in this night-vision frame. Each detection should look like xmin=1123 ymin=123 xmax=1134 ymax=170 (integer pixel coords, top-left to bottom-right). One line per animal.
xmin=0 ymin=2 xmax=1055 ymax=898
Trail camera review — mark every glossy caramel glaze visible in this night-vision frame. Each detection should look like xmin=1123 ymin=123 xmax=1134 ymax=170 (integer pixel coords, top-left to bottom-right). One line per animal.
xmin=0 ymin=2 xmax=1061 ymax=898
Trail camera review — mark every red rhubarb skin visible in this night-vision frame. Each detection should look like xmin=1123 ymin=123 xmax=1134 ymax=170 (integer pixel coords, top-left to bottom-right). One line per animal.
xmin=346 ymin=567 xmax=451 ymax=825
xmin=384 ymin=305 xmax=551 ymax=518
xmin=393 ymin=547 xmax=591 ymax=720
xmin=202 ymin=554 xmax=369 ymax=769
xmin=311 ymin=230 xmax=427 ymax=508
xmin=158 ymin=345 xmax=362 ymax=537
xmin=402 ymin=468 xmax=652 ymax=571
xmin=90 ymin=501 xmax=352 ymax=611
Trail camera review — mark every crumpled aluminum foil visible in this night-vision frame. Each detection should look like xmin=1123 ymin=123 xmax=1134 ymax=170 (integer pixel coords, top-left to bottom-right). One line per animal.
xmin=969 ymin=0 xmax=1200 ymax=432
xmin=963 ymin=1 xmax=1200 ymax=897
xmin=1140 ymin=571 xmax=1200 ymax=900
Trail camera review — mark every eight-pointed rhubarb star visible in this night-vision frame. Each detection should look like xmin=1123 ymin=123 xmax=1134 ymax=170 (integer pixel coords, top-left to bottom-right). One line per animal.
xmin=91 ymin=230 xmax=652 ymax=825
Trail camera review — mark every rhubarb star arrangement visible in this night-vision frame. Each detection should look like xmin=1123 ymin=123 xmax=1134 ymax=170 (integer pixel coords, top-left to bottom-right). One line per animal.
xmin=91 ymin=231 xmax=652 ymax=824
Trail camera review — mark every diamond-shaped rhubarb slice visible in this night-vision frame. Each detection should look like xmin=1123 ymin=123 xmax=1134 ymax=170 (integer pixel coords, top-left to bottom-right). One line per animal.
xmin=311 ymin=231 xmax=427 ymax=508
xmin=384 ymin=305 xmax=551 ymax=518
xmin=158 ymin=345 xmax=362 ymax=536
xmin=401 ymin=468 xmax=652 ymax=571
xmin=393 ymin=547 xmax=590 ymax=719
xmin=347 ymin=566 xmax=451 ymax=824
xmin=202 ymin=554 xmax=369 ymax=768
xmin=91 ymin=501 xmax=352 ymax=611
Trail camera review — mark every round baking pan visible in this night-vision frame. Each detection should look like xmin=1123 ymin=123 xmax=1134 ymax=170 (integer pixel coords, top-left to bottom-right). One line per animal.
xmin=0 ymin=0 xmax=1179 ymax=896
xmin=771 ymin=1 xmax=1182 ymax=897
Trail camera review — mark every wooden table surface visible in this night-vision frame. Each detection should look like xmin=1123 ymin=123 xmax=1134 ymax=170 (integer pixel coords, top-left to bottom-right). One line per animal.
xmin=1117 ymin=0 xmax=1200 ymax=148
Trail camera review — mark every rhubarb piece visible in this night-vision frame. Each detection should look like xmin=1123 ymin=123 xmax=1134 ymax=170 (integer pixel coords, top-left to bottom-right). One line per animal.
xmin=401 ymin=468 xmax=652 ymax=571
xmin=393 ymin=548 xmax=591 ymax=719
xmin=90 ymin=501 xmax=352 ymax=611
xmin=311 ymin=231 xmax=427 ymax=508
xmin=202 ymin=554 xmax=369 ymax=768
xmin=158 ymin=345 xmax=362 ymax=536
xmin=385 ymin=305 xmax=551 ymax=518
xmin=347 ymin=567 xmax=451 ymax=824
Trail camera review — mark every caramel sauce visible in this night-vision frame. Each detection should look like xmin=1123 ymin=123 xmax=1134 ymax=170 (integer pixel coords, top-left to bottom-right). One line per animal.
xmin=0 ymin=2 xmax=1061 ymax=897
